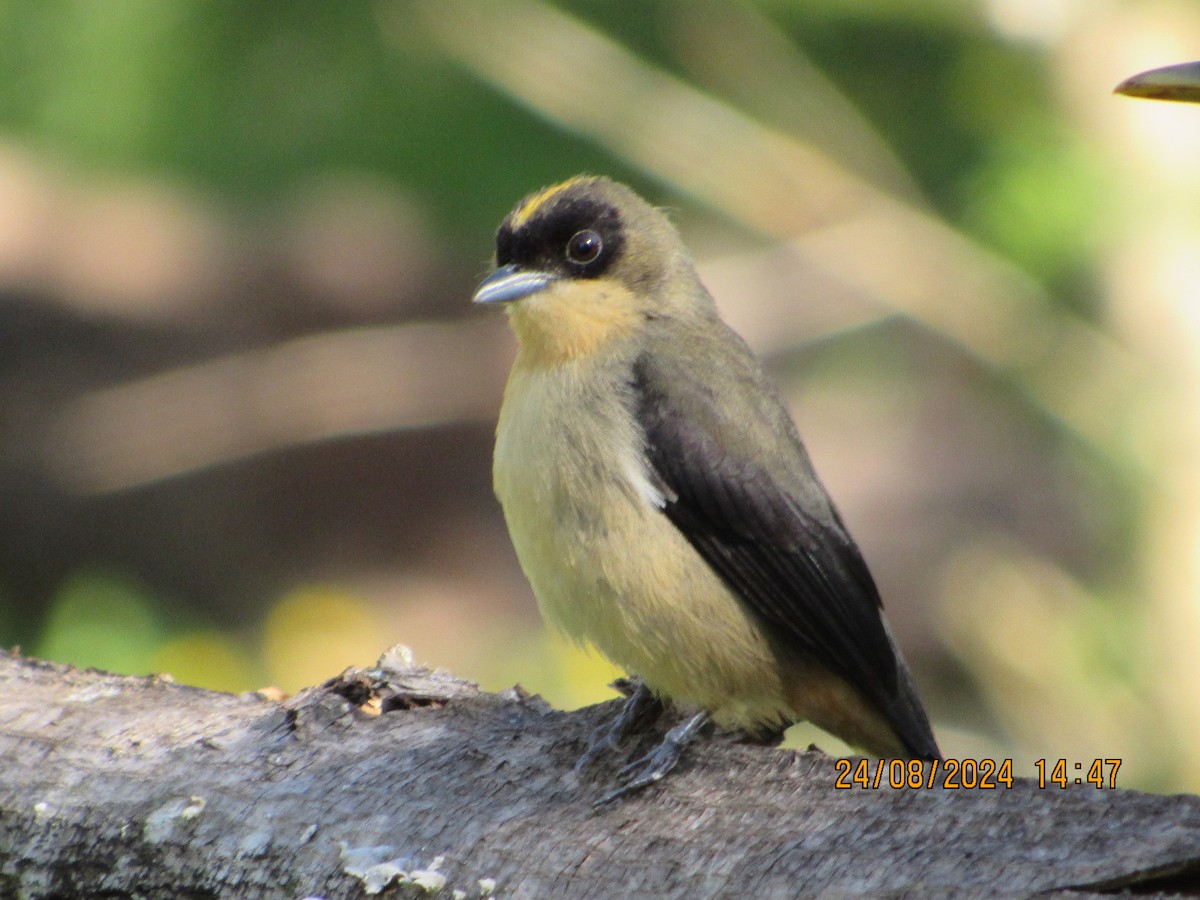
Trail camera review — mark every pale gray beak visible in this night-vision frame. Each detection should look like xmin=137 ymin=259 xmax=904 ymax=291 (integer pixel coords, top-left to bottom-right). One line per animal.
xmin=473 ymin=264 xmax=557 ymax=304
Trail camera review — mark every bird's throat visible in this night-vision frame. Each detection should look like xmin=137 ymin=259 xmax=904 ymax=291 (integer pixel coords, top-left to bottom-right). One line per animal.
xmin=507 ymin=280 xmax=642 ymax=369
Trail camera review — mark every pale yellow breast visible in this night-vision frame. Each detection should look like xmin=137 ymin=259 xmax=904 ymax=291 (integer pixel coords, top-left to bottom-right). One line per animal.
xmin=493 ymin=353 xmax=793 ymax=731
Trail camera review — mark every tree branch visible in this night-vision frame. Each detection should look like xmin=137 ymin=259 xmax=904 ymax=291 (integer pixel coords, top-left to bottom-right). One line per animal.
xmin=0 ymin=649 xmax=1196 ymax=898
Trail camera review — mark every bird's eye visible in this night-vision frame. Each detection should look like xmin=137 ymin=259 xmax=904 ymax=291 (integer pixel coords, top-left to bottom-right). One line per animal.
xmin=565 ymin=230 xmax=603 ymax=265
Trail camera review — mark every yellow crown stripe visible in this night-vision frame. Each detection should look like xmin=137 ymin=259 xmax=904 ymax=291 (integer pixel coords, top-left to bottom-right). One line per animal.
xmin=509 ymin=176 xmax=589 ymax=228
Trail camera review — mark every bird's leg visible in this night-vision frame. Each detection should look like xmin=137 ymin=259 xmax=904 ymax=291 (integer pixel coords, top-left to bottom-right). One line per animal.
xmin=593 ymin=710 xmax=710 ymax=808
xmin=575 ymin=679 xmax=663 ymax=773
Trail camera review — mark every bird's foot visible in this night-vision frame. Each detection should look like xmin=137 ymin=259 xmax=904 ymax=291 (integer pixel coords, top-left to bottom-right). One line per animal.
xmin=575 ymin=680 xmax=663 ymax=773
xmin=592 ymin=710 xmax=710 ymax=808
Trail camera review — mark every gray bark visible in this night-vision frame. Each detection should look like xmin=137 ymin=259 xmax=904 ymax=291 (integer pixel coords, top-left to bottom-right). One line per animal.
xmin=0 ymin=649 xmax=1196 ymax=899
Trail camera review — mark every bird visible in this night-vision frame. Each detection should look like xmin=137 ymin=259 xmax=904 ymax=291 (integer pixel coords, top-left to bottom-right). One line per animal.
xmin=473 ymin=176 xmax=941 ymax=803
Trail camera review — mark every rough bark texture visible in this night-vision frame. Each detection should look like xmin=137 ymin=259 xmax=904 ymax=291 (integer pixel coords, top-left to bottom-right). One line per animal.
xmin=0 ymin=649 xmax=1197 ymax=899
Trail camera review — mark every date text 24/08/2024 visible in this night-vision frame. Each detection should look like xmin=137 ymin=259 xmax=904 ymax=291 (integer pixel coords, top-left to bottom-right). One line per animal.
xmin=833 ymin=758 xmax=1122 ymax=790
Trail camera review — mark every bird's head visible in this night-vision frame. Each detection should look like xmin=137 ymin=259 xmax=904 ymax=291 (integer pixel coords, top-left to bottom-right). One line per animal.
xmin=473 ymin=176 xmax=704 ymax=365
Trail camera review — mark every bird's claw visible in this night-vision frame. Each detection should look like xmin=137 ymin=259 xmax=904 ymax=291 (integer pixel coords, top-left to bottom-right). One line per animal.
xmin=592 ymin=710 xmax=709 ymax=808
xmin=575 ymin=680 xmax=662 ymax=773
xmin=574 ymin=724 xmax=624 ymax=773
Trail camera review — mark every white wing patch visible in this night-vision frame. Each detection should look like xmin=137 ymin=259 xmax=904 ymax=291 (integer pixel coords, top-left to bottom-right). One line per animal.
xmin=620 ymin=444 xmax=667 ymax=509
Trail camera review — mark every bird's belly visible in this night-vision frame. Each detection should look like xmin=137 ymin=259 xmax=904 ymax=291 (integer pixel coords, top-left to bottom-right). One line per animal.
xmin=494 ymin=366 xmax=792 ymax=731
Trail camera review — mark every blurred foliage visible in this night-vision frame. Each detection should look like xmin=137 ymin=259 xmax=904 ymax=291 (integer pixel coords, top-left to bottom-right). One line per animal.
xmin=0 ymin=0 xmax=1097 ymax=283
xmin=36 ymin=570 xmax=166 ymax=675
xmin=261 ymin=584 xmax=382 ymax=692
xmin=0 ymin=0 xmax=626 ymax=241
xmin=1 ymin=0 xmax=1199 ymax=792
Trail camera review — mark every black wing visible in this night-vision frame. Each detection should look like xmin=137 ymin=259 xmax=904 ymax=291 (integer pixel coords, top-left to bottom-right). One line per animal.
xmin=631 ymin=351 xmax=938 ymax=758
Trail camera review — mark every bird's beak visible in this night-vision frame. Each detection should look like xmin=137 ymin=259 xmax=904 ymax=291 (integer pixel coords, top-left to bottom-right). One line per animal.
xmin=1115 ymin=61 xmax=1200 ymax=103
xmin=472 ymin=264 xmax=558 ymax=305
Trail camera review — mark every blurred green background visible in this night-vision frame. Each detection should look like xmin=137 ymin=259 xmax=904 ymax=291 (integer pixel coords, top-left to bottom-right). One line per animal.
xmin=2 ymin=0 xmax=1199 ymax=792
